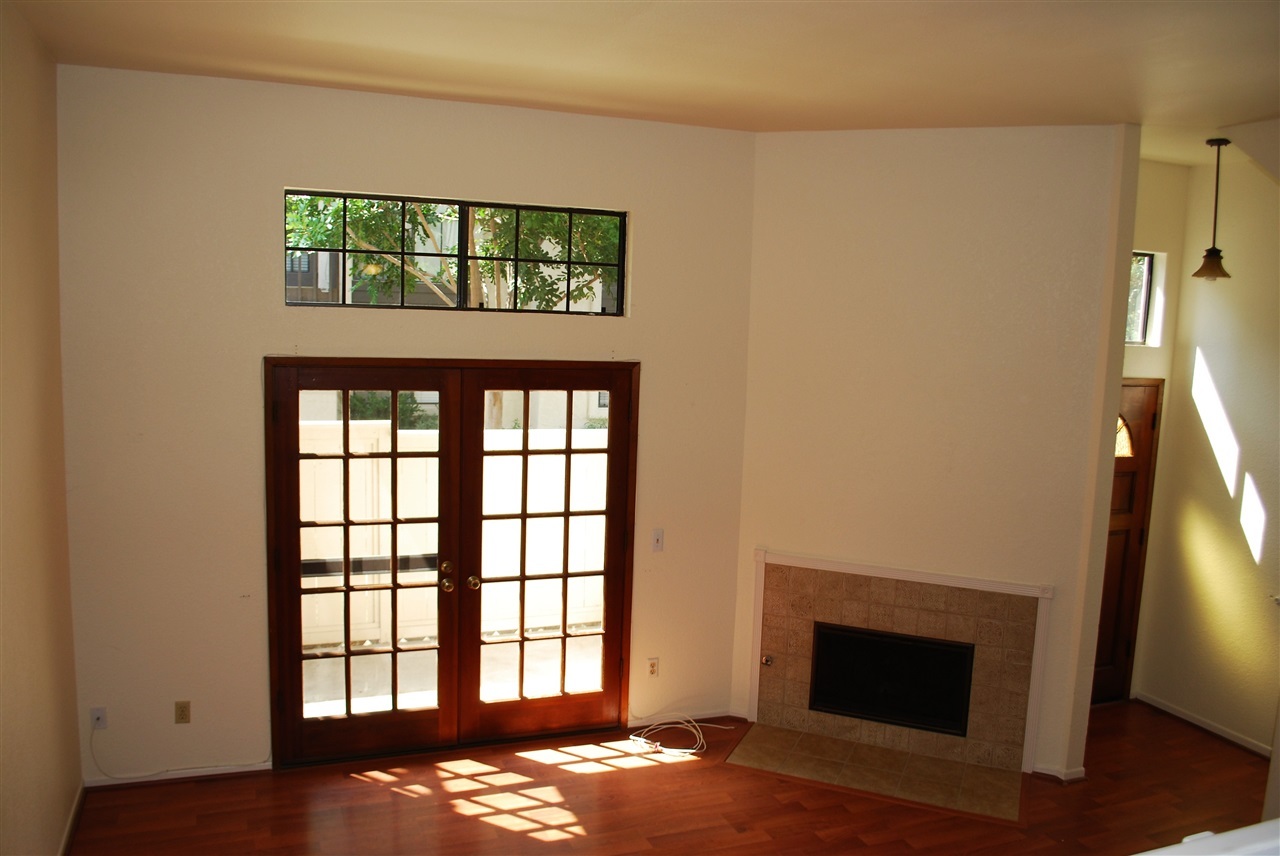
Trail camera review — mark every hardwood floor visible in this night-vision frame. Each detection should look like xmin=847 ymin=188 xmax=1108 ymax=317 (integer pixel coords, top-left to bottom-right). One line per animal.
xmin=69 ymin=702 xmax=1269 ymax=854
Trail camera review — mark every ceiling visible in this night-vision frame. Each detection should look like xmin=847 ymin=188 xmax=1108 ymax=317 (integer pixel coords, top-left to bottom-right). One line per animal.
xmin=14 ymin=0 xmax=1280 ymax=165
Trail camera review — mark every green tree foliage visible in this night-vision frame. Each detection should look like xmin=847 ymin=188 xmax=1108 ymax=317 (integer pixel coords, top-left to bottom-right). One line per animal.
xmin=348 ymin=391 xmax=438 ymax=430
xmin=286 ymin=194 xmax=621 ymax=312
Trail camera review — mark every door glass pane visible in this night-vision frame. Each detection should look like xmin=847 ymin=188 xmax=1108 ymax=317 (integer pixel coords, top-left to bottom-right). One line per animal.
xmin=348 ymin=391 xmax=393 ymax=454
xmin=571 ymin=390 xmax=610 ymax=450
xmin=528 ymin=390 xmax=567 ymax=450
xmin=350 ymin=654 xmax=392 ymax=713
xmin=299 ymin=390 xmax=343 ymax=455
xmin=527 ymin=455 xmax=565 ymax=513
xmin=525 ymin=579 xmax=564 ymax=638
xmin=397 ymin=457 xmax=439 ymax=518
xmin=397 ymin=522 xmax=438 ymax=584
xmin=300 ymin=525 xmax=343 ymax=589
xmin=349 ymin=524 xmax=391 ymax=585
xmin=483 ymin=456 xmax=523 ymax=515
xmin=483 ymin=390 xmax=524 ymax=450
xmin=525 ymin=517 xmax=564 ymax=576
xmin=524 ymin=639 xmax=562 ymax=699
xmin=350 ymin=589 xmax=392 ymax=648
xmin=300 ymin=459 xmax=344 ymax=523
xmin=301 ymin=592 xmax=345 ymax=653
xmin=397 ymin=391 xmax=440 ymax=452
xmin=567 ymin=575 xmax=604 ymax=633
xmin=397 ymin=587 xmax=438 ymax=647
xmin=349 ymin=458 xmax=391 ymax=521
xmin=480 ymin=642 xmax=520 ymax=702
xmin=398 ymin=649 xmax=438 ymax=710
xmin=569 ymin=453 xmax=607 ymax=511
xmin=568 ymin=515 xmax=605 ymax=573
xmin=481 ymin=580 xmax=521 ymax=641
xmin=1116 ymin=416 xmax=1134 ymax=458
xmin=565 ymin=636 xmax=602 ymax=694
xmin=303 ymin=658 xmax=345 ymax=718
xmin=481 ymin=519 xmax=521 ymax=578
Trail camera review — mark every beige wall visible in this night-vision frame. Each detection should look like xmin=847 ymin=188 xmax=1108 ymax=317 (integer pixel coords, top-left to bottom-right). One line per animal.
xmin=1132 ymin=150 xmax=1280 ymax=753
xmin=57 ymin=67 xmax=754 ymax=780
xmin=733 ymin=126 xmax=1139 ymax=777
xmin=0 ymin=5 xmax=83 ymax=853
xmin=1125 ymin=160 xmax=1191 ymax=380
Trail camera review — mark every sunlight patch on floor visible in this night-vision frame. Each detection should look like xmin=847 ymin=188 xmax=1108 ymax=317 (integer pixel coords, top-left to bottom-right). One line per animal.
xmin=348 ymin=738 xmax=700 ymax=842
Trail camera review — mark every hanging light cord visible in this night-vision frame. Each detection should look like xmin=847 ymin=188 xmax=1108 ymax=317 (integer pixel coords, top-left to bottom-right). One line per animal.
xmin=1206 ymin=137 xmax=1231 ymax=247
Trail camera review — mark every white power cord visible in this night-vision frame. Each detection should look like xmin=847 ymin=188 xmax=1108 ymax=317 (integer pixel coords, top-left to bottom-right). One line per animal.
xmin=628 ymin=717 xmax=735 ymax=756
xmin=89 ymin=726 xmax=271 ymax=782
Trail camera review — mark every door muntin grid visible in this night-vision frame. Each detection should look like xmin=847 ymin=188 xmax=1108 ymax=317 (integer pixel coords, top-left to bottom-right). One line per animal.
xmin=298 ymin=388 xmax=444 ymax=718
xmin=477 ymin=389 xmax=608 ymax=703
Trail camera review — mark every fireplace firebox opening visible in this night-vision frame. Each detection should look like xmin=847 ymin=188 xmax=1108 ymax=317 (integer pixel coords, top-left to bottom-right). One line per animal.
xmin=809 ymin=622 xmax=975 ymax=737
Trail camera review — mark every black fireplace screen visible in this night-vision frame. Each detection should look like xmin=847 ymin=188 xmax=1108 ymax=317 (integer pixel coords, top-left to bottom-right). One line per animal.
xmin=809 ymin=622 xmax=975 ymax=736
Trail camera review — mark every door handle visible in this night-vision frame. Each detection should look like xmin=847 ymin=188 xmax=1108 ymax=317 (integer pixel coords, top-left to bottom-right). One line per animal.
xmin=440 ymin=578 xmax=455 ymax=593
xmin=467 ymin=576 xmax=481 ymax=590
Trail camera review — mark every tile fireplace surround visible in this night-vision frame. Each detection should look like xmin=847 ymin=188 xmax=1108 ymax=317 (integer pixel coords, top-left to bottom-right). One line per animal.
xmin=749 ymin=550 xmax=1054 ymax=775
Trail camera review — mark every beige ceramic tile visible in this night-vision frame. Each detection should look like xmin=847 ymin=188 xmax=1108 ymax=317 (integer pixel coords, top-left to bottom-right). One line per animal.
xmin=837 ymin=764 xmax=902 ymax=795
xmin=869 ymin=577 xmax=897 ymax=604
xmin=840 ymin=601 xmax=870 ymax=627
xmin=849 ymin=743 xmax=910 ymax=772
xmin=903 ymin=755 xmax=967 ymax=785
xmin=895 ymin=774 xmax=961 ymax=807
xmin=843 ymin=574 xmax=870 ymax=601
xmin=795 ymin=733 xmax=856 ymax=762
xmin=892 ymin=607 xmax=920 ymax=634
xmin=779 ymin=753 xmax=844 ymax=785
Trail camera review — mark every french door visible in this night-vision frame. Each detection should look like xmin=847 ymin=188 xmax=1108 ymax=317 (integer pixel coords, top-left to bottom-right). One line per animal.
xmin=265 ymin=358 xmax=638 ymax=766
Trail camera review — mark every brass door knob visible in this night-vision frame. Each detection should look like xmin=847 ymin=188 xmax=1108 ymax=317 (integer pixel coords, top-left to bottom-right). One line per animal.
xmin=467 ymin=576 xmax=481 ymax=590
xmin=440 ymin=578 xmax=455 ymax=593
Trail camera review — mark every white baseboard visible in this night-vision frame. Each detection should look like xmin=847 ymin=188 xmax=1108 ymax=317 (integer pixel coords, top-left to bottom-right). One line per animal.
xmin=1133 ymin=693 xmax=1273 ymax=757
xmin=60 ymin=785 xmax=85 ymax=855
xmin=84 ymin=760 xmax=273 ymax=788
xmin=626 ymin=709 xmax=736 ymax=729
xmin=1033 ymin=763 xmax=1087 ymax=782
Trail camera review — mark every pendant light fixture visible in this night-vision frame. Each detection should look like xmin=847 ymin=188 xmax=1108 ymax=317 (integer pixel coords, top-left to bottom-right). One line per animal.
xmin=1192 ymin=138 xmax=1232 ymax=281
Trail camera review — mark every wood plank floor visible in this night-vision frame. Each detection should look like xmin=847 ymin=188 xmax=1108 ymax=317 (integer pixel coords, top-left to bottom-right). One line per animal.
xmin=69 ymin=702 xmax=1270 ymax=854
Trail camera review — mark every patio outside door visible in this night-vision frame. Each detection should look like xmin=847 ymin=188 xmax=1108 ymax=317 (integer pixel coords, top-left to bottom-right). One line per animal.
xmin=265 ymin=358 xmax=638 ymax=766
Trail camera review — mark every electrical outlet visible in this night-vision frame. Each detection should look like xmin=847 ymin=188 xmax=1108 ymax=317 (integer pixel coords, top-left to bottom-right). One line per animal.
xmin=90 ymin=707 xmax=107 ymax=730
xmin=648 ymin=657 xmax=659 ymax=677
xmin=651 ymin=528 xmax=664 ymax=552
xmin=174 ymin=700 xmax=191 ymax=724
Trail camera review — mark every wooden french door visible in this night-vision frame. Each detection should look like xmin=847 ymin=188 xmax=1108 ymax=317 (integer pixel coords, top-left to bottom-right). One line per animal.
xmin=1092 ymin=379 xmax=1162 ymax=704
xmin=265 ymin=358 xmax=638 ymax=766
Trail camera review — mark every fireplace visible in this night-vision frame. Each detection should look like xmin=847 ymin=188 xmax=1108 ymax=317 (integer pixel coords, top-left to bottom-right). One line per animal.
xmin=810 ymin=622 xmax=974 ymax=737
xmin=753 ymin=551 xmax=1050 ymax=772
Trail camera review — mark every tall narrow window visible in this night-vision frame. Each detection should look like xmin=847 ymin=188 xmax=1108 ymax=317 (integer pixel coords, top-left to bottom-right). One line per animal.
xmin=1126 ymin=253 xmax=1155 ymax=344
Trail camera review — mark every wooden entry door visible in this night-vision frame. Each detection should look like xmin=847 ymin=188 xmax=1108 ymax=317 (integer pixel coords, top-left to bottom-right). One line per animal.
xmin=1092 ymin=379 xmax=1163 ymax=704
xmin=265 ymin=358 xmax=638 ymax=766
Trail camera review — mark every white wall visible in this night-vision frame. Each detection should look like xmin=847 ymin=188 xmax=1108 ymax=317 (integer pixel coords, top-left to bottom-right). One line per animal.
xmin=0 ymin=5 xmax=82 ymax=852
xmin=733 ymin=126 xmax=1139 ymax=777
xmin=1132 ymin=149 xmax=1280 ymax=754
xmin=57 ymin=67 xmax=754 ymax=780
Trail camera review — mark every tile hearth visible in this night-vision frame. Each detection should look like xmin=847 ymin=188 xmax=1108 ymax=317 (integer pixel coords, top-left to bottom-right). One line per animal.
xmin=727 ymin=722 xmax=1022 ymax=821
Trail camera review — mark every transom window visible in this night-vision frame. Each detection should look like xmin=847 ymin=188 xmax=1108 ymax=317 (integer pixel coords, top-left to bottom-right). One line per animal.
xmin=285 ymin=192 xmax=626 ymax=315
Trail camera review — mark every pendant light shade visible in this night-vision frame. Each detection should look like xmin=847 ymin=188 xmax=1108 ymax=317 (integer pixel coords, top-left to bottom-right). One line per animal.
xmin=1192 ymin=138 xmax=1231 ymax=281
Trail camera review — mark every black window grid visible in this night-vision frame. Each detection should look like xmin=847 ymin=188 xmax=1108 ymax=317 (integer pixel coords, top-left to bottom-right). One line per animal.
xmin=285 ymin=191 xmax=626 ymax=315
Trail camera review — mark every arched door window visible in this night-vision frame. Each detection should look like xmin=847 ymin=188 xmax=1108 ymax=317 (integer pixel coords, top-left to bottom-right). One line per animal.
xmin=1115 ymin=416 xmax=1134 ymax=458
